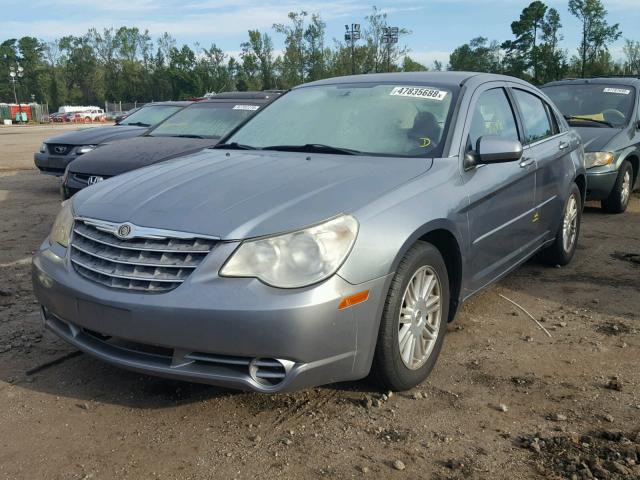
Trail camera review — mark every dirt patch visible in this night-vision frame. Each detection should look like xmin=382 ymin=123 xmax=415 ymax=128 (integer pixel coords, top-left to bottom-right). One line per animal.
xmin=596 ymin=322 xmax=633 ymax=336
xmin=611 ymin=251 xmax=640 ymax=267
xmin=518 ymin=431 xmax=640 ymax=479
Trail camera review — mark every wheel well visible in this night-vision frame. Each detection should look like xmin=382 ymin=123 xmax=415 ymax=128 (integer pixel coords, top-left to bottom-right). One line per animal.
xmin=418 ymin=229 xmax=462 ymax=322
xmin=626 ymin=155 xmax=639 ymax=187
xmin=575 ymin=174 xmax=587 ymax=205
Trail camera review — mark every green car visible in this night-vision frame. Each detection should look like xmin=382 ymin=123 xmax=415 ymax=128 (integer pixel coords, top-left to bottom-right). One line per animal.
xmin=543 ymin=77 xmax=640 ymax=213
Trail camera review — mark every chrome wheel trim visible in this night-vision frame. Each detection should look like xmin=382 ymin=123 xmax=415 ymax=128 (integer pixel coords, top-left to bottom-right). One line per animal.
xmin=562 ymin=193 xmax=578 ymax=253
xmin=398 ymin=265 xmax=442 ymax=370
xmin=621 ymin=170 xmax=631 ymax=206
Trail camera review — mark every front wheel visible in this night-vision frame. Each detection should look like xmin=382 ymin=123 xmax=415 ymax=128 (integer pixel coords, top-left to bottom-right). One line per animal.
xmin=539 ymin=183 xmax=582 ymax=266
xmin=371 ymin=242 xmax=449 ymax=391
xmin=602 ymin=161 xmax=633 ymax=214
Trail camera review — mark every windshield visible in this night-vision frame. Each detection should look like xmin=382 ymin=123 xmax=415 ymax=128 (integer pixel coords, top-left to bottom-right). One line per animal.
xmin=119 ymin=105 xmax=183 ymax=127
xmin=543 ymin=84 xmax=636 ymax=127
xmin=226 ymin=83 xmax=457 ymax=157
xmin=148 ymin=103 xmax=260 ymax=138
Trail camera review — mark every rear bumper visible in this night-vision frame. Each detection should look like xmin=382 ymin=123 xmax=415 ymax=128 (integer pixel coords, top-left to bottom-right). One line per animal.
xmin=34 ymin=152 xmax=77 ymax=176
xmin=586 ymin=169 xmax=618 ymax=200
xmin=32 ymin=240 xmax=391 ymax=392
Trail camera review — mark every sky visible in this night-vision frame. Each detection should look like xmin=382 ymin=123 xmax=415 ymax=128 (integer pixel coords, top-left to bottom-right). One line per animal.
xmin=4 ymin=0 xmax=640 ymax=66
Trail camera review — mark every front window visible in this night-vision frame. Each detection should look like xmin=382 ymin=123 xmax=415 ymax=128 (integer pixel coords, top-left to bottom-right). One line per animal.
xmin=226 ymin=83 xmax=458 ymax=157
xmin=149 ymin=103 xmax=260 ymax=139
xmin=119 ymin=105 xmax=183 ymax=127
xmin=543 ymin=84 xmax=636 ymax=128
xmin=468 ymin=88 xmax=520 ymax=149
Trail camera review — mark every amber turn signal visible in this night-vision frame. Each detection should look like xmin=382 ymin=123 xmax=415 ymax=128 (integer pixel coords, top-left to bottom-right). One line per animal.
xmin=338 ymin=290 xmax=369 ymax=310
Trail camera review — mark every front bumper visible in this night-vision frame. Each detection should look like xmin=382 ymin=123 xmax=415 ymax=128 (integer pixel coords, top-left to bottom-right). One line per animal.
xmin=34 ymin=152 xmax=78 ymax=176
xmin=32 ymin=239 xmax=391 ymax=392
xmin=586 ymin=169 xmax=618 ymax=200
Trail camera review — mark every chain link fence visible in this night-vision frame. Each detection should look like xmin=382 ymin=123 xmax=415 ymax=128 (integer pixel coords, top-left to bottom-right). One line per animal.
xmin=104 ymin=101 xmax=147 ymax=120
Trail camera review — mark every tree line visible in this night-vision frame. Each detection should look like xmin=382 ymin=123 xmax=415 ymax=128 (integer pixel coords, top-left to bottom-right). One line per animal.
xmin=1 ymin=1 xmax=639 ymax=110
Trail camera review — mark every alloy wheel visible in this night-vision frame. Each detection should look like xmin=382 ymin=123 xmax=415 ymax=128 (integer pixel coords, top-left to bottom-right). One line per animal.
xmin=621 ymin=170 xmax=631 ymax=207
xmin=562 ymin=193 xmax=578 ymax=253
xmin=398 ymin=266 xmax=442 ymax=370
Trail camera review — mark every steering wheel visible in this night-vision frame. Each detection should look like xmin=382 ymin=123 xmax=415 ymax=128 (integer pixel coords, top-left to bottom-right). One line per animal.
xmin=602 ymin=109 xmax=626 ymax=124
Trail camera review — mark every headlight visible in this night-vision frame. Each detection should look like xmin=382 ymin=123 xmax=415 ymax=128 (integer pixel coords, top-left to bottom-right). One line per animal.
xmin=584 ymin=152 xmax=614 ymax=169
xmin=39 ymin=143 xmax=47 ymax=153
xmin=76 ymin=145 xmax=96 ymax=155
xmin=49 ymin=200 xmax=74 ymax=248
xmin=220 ymin=215 xmax=358 ymax=288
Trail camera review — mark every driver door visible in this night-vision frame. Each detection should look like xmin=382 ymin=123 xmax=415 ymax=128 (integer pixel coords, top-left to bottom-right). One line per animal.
xmin=460 ymin=84 xmax=538 ymax=294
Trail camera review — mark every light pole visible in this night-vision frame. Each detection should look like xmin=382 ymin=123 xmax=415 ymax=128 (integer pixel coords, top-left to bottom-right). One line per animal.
xmin=344 ymin=24 xmax=361 ymax=75
xmin=9 ymin=64 xmax=24 ymax=122
xmin=381 ymin=27 xmax=399 ymax=72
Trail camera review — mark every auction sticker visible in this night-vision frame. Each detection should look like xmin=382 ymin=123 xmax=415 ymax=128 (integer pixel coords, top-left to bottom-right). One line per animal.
xmin=389 ymin=86 xmax=448 ymax=100
xmin=603 ymin=88 xmax=631 ymax=95
xmin=233 ymin=104 xmax=260 ymax=111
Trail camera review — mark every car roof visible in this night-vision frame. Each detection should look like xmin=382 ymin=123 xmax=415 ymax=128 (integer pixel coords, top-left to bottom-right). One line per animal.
xmin=209 ymin=91 xmax=281 ymax=100
xmin=144 ymin=101 xmax=193 ymax=107
xmin=297 ymin=71 xmax=536 ymax=88
xmin=542 ymin=77 xmax=640 ymax=88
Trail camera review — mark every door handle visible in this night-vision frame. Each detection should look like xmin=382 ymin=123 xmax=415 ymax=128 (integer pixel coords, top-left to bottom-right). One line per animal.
xmin=519 ymin=158 xmax=535 ymax=168
xmin=559 ymin=141 xmax=569 ymax=150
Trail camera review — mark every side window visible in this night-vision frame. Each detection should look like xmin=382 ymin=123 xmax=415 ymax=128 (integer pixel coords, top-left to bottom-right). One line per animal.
xmin=513 ymin=89 xmax=554 ymax=144
xmin=468 ymin=88 xmax=519 ymax=150
xmin=546 ymin=103 xmax=560 ymax=135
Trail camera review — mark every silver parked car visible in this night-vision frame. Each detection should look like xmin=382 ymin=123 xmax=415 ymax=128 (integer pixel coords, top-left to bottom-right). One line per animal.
xmin=33 ymin=72 xmax=585 ymax=392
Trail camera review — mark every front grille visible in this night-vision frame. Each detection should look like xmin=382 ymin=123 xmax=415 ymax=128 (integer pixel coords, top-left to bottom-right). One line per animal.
xmin=72 ymin=173 xmax=111 ymax=186
xmin=70 ymin=219 xmax=217 ymax=293
xmin=48 ymin=144 xmax=73 ymax=155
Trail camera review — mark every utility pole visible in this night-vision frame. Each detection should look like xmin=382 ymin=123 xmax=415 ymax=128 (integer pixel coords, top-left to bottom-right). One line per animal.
xmin=381 ymin=27 xmax=399 ymax=73
xmin=344 ymin=24 xmax=361 ymax=75
xmin=8 ymin=64 xmax=24 ymax=122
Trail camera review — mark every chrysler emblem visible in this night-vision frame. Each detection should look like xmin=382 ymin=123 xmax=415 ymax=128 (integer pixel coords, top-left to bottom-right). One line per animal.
xmin=116 ymin=224 xmax=132 ymax=239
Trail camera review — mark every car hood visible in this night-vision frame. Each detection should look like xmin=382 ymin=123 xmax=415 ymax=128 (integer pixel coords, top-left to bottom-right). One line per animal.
xmin=69 ymin=136 xmax=218 ymax=176
xmin=45 ymin=125 xmax=144 ymax=146
xmin=573 ymin=126 xmax=621 ymax=152
xmin=73 ymin=149 xmax=430 ymax=240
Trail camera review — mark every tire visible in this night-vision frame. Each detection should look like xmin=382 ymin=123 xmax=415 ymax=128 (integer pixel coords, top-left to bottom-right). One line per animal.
xmin=539 ymin=183 xmax=582 ymax=266
xmin=371 ymin=241 xmax=449 ymax=391
xmin=602 ymin=160 xmax=633 ymax=214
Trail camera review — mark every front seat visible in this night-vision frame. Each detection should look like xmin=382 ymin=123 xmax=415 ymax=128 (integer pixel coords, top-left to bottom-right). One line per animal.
xmin=406 ymin=111 xmax=442 ymax=153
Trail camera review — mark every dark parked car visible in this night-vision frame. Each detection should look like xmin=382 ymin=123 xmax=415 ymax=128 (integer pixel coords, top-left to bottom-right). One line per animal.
xmin=113 ymin=107 xmax=141 ymax=124
xmin=542 ymin=77 xmax=640 ymax=213
xmin=61 ymin=92 xmax=277 ymax=198
xmin=34 ymin=101 xmax=190 ymax=176
xmin=34 ymin=72 xmax=585 ymax=392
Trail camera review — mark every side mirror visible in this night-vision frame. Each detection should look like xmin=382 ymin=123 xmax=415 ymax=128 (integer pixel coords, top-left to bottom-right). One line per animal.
xmin=471 ymin=136 xmax=523 ymax=166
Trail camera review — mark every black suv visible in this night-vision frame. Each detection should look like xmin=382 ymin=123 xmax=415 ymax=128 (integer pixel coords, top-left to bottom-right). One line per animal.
xmin=543 ymin=77 xmax=639 ymax=213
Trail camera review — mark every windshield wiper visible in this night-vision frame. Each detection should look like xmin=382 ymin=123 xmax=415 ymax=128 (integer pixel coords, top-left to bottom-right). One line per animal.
xmin=213 ymin=142 xmax=258 ymax=150
xmin=122 ymin=121 xmax=151 ymax=127
xmin=172 ymin=134 xmax=206 ymax=139
xmin=564 ymin=115 xmax=615 ymax=128
xmin=261 ymin=143 xmax=360 ymax=155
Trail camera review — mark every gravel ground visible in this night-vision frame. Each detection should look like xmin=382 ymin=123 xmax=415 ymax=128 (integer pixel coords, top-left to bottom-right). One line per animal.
xmin=0 ymin=125 xmax=638 ymax=479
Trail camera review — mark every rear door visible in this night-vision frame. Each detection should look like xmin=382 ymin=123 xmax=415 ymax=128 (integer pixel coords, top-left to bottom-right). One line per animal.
xmin=510 ymin=87 xmax=575 ymax=241
xmin=460 ymin=83 xmax=538 ymax=293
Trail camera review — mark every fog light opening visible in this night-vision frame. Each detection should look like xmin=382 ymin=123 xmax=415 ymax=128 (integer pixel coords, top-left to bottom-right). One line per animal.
xmin=248 ymin=358 xmax=289 ymax=386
